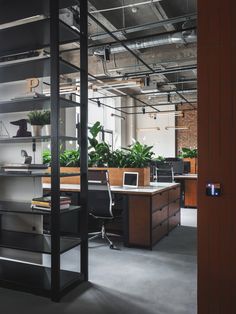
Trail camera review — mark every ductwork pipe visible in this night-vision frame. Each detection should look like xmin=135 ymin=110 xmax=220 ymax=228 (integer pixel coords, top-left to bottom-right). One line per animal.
xmin=91 ymin=30 xmax=197 ymax=56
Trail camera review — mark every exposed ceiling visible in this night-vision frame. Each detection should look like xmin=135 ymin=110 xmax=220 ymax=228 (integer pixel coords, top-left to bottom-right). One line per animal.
xmin=82 ymin=0 xmax=197 ymax=115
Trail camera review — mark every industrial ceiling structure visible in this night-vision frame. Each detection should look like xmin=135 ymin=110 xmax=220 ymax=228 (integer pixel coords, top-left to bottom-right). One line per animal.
xmin=55 ymin=0 xmax=197 ymax=116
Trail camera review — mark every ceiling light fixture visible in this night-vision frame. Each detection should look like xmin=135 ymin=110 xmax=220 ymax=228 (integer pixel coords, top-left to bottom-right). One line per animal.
xmin=165 ymin=126 xmax=189 ymax=130
xmin=0 ymin=15 xmax=45 ymax=30
xmin=137 ymin=127 xmax=160 ymax=132
xmin=111 ymin=113 xmax=126 ymax=120
xmin=142 ymin=107 xmax=146 ymax=114
xmin=154 ymin=111 xmax=184 ymax=117
xmin=131 ymin=7 xmax=138 ymax=13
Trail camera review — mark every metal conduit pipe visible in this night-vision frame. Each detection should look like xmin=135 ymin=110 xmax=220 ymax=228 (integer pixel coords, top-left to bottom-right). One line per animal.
xmin=91 ymin=30 xmax=197 ymax=56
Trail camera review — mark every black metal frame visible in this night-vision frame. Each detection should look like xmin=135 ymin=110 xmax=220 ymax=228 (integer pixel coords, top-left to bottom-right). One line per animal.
xmin=79 ymin=0 xmax=89 ymax=283
xmin=50 ymin=0 xmax=88 ymax=301
xmin=0 ymin=0 xmax=89 ymax=302
xmin=50 ymin=0 xmax=61 ymax=301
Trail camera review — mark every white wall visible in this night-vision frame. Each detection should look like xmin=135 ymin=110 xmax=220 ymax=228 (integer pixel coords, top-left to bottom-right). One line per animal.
xmin=136 ymin=105 xmax=176 ymax=157
xmin=0 ymin=81 xmax=43 ymax=263
xmin=77 ymin=90 xmax=121 ymax=150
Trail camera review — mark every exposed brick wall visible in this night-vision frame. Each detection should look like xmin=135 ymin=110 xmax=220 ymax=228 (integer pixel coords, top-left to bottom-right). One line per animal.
xmin=176 ymin=105 xmax=197 ymax=154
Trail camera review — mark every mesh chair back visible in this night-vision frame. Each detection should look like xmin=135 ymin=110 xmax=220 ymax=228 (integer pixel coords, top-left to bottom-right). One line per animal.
xmin=156 ymin=166 xmax=174 ymax=182
xmin=88 ymin=169 xmax=113 ymax=217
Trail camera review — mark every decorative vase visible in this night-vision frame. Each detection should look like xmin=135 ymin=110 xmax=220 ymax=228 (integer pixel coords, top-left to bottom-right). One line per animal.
xmin=44 ymin=124 xmax=51 ymax=136
xmin=31 ymin=125 xmax=43 ymax=137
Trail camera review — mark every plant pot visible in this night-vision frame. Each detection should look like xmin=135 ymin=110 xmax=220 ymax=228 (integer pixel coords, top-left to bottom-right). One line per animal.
xmin=183 ymin=157 xmax=198 ymax=174
xmin=43 ymin=167 xmax=151 ymax=186
xmin=31 ymin=125 xmax=43 ymax=137
xmin=43 ymin=125 xmax=51 ymax=136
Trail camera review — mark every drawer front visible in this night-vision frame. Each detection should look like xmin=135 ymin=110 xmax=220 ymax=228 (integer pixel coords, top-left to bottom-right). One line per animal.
xmin=169 ymin=186 xmax=181 ymax=202
xmin=152 ymin=191 xmax=168 ymax=212
xmin=129 ymin=196 xmax=151 ymax=247
xmin=169 ymin=211 xmax=180 ymax=231
xmin=169 ymin=199 xmax=180 ymax=217
xmin=152 ymin=205 xmax=168 ymax=228
xmin=152 ymin=220 xmax=168 ymax=245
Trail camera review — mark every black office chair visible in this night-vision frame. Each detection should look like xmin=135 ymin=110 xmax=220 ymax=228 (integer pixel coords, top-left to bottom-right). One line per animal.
xmin=156 ymin=165 xmax=174 ymax=182
xmin=88 ymin=169 xmax=119 ymax=249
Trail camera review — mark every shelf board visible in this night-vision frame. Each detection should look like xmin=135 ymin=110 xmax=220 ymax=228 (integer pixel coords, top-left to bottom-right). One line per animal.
xmin=0 ymin=230 xmax=81 ymax=254
xmin=0 ymin=201 xmax=80 ymax=215
xmin=0 ymin=57 xmax=80 ymax=84
xmin=0 ymin=260 xmax=83 ymax=298
xmin=0 ymin=0 xmax=77 ymax=25
xmin=0 ymin=172 xmax=80 ymax=178
xmin=0 ymin=97 xmax=80 ymax=114
xmin=0 ymin=136 xmax=78 ymax=144
xmin=0 ymin=19 xmax=79 ymax=58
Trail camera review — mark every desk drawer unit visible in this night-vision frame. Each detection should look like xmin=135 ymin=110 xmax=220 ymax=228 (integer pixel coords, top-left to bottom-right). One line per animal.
xmin=169 ymin=186 xmax=181 ymax=203
xmin=169 ymin=211 xmax=180 ymax=231
xmin=129 ymin=195 xmax=151 ymax=247
xmin=152 ymin=205 xmax=168 ymax=229
xmin=152 ymin=191 xmax=168 ymax=212
xmin=169 ymin=199 xmax=180 ymax=217
xmin=152 ymin=220 xmax=168 ymax=245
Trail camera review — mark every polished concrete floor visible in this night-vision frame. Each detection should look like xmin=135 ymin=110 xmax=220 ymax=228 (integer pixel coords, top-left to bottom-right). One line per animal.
xmin=0 ymin=208 xmax=197 ymax=314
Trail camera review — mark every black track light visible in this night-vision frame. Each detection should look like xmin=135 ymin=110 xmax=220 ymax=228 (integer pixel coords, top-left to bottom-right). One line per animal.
xmin=142 ymin=107 xmax=146 ymax=114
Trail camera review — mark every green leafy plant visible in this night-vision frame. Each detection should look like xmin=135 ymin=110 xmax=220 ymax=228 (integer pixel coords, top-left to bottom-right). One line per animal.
xmin=89 ymin=142 xmax=111 ymax=167
xmin=153 ymin=155 xmax=166 ymax=162
xmin=27 ymin=110 xmax=50 ymax=125
xmin=60 ymin=149 xmax=80 ymax=167
xmin=42 ymin=150 xmax=51 ymax=165
xmin=43 ymin=149 xmax=80 ymax=167
xmin=88 ymin=121 xmax=103 ymax=149
xmin=42 ymin=121 xmax=155 ymax=169
xmin=178 ymin=147 xmax=198 ymax=159
xmin=43 ymin=110 xmax=51 ymax=125
xmin=107 ymin=150 xmax=127 ymax=168
xmin=122 ymin=141 xmax=154 ymax=168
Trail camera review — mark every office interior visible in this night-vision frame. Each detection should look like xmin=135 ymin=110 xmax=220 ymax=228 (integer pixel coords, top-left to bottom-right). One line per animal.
xmin=1 ymin=0 xmax=232 ymax=313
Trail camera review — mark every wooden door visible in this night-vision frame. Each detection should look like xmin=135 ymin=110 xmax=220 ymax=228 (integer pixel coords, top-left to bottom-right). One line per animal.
xmin=198 ymin=0 xmax=236 ymax=313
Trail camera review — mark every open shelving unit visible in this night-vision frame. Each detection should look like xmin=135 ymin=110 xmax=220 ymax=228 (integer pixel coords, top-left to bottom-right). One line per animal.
xmin=0 ymin=97 xmax=80 ymax=113
xmin=0 ymin=0 xmax=88 ymax=302
xmin=0 ymin=136 xmax=79 ymax=143
xmin=0 ymin=57 xmax=80 ymax=84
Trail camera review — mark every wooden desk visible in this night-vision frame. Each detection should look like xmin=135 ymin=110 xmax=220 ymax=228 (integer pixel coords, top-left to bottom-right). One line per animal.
xmin=174 ymin=175 xmax=197 ymax=208
xmin=43 ymin=183 xmax=181 ymax=249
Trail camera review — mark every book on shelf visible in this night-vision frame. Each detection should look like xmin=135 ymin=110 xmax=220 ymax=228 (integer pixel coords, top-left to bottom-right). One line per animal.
xmin=31 ymin=196 xmax=71 ymax=211
xmin=31 ymin=203 xmax=70 ymax=211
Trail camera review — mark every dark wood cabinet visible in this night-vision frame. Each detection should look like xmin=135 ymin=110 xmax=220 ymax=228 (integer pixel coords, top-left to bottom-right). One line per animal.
xmin=185 ymin=179 xmax=197 ymax=207
xmin=128 ymin=185 xmax=181 ymax=249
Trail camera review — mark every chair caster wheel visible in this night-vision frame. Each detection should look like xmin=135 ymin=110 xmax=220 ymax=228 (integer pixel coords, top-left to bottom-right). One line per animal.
xmin=110 ymin=244 xmax=114 ymax=249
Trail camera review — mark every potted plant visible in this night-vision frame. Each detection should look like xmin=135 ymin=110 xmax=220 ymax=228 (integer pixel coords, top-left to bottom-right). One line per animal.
xmin=43 ymin=110 xmax=51 ymax=136
xmin=178 ymin=147 xmax=198 ymax=174
xmin=27 ymin=111 xmax=46 ymax=136
xmin=42 ymin=121 xmax=155 ymax=186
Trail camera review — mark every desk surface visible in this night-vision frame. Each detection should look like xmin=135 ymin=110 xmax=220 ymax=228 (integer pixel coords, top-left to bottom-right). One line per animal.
xmin=174 ymin=174 xmax=198 ymax=180
xmin=43 ymin=182 xmax=180 ymax=196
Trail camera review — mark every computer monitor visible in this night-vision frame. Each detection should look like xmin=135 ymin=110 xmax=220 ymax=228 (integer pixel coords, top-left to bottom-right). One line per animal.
xmin=123 ymin=172 xmax=139 ymax=188
xmin=165 ymin=158 xmax=184 ymax=175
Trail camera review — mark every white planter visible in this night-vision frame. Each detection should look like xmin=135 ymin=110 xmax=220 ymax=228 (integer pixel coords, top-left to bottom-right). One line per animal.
xmin=43 ymin=125 xmax=51 ymax=136
xmin=31 ymin=125 xmax=43 ymax=137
